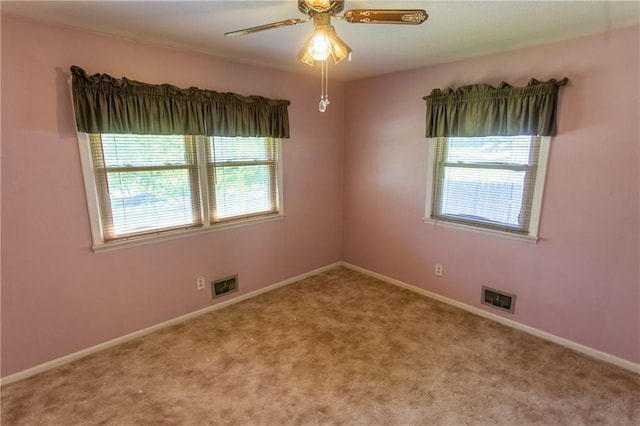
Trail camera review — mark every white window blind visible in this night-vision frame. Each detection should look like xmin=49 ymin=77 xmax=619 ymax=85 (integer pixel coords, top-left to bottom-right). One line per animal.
xmin=430 ymin=135 xmax=542 ymax=235
xmin=207 ymin=137 xmax=279 ymax=222
xmin=89 ymin=134 xmax=202 ymax=241
xmin=84 ymin=134 xmax=281 ymax=247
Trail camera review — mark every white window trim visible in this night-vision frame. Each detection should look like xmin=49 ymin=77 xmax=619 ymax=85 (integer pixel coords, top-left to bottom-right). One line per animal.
xmin=76 ymin=133 xmax=285 ymax=253
xmin=423 ymin=136 xmax=550 ymax=243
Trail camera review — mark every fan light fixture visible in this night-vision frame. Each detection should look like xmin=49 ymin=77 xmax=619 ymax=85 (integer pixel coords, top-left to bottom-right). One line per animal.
xmin=298 ymin=23 xmax=351 ymax=65
xmin=298 ymin=13 xmax=352 ymax=111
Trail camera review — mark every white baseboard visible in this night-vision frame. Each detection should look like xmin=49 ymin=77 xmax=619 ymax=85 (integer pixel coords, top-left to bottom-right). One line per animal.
xmin=341 ymin=262 xmax=640 ymax=374
xmin=0 ymin=262 xmax=342 ymax=386
xmin=3 ymin=260 xmax=637 ymax=385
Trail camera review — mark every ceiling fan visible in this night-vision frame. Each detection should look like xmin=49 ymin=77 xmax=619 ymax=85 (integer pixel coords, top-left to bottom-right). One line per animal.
xmin=225 ymin=0 xmax=428 ymax=63
xmin=224 ymin=0 xmax=428 ymax=111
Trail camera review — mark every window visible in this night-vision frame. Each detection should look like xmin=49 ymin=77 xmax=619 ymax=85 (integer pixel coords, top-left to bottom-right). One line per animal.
xmin=207 ymin=137 xmax=279 ymax=222
xmin=425 ymin=135 xmax=550 ymax=240
xmin=79 ymin=134 xmax=282 ymax=250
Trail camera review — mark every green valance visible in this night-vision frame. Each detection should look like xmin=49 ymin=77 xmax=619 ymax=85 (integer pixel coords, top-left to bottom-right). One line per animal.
xmin=70 ymin=66 xmax=290 ymax=138
xmin=423 ymin=78 xmax=568 ymax=138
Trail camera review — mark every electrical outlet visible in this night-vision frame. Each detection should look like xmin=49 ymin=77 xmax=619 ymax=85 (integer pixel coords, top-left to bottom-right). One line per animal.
xmin=196 ymin=276 xmax=206 ymax=290
xmin=435 ymin=264 xmax=443 ymax=276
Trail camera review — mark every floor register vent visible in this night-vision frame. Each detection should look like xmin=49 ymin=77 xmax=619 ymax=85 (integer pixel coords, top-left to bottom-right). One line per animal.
xmin=212 ymin=275 xmax=238 ymax=298
xmin=482 ymin=286 xmax=516 ymax=314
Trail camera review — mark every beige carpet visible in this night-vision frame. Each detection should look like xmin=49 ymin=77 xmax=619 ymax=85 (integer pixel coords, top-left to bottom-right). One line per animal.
xmin=2 ymin=266 xmax=639 ymax=425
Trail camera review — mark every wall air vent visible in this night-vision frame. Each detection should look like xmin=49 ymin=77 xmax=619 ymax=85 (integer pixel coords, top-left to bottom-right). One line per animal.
xmin=212 ymin=275 xmax=238 ymax=298
xmin=482 ymin=286 xmax=516 ymax=314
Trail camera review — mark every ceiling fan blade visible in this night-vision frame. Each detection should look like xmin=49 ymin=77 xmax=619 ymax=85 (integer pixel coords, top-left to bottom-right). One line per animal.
xmin=342 ymin=9 xmax=428 ymax=25
xmin=224 ymin=18 xmax=308 ymax=37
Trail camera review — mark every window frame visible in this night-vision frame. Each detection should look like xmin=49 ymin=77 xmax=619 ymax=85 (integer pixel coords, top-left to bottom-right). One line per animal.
xmin=424 ymin=136 xmax=550 ymax=242
xmin=88 ymin=134 xmax=204 ymax=241
xmin=206 ymin=137 xmax=280 ymax=224
xmin=77 ymin=133 xmax=284 ymax=252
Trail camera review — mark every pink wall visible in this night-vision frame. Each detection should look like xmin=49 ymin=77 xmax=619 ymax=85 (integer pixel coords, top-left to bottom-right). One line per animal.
xmin=343 ymin=26 xmax=640 ymax=364
xmin=0 ymin=15 xmax=344 ymax=377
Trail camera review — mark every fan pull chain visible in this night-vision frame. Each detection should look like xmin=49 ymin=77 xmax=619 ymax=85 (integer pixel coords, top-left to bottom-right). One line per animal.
xmin=319 ymin=59 xmax=330 ymax=112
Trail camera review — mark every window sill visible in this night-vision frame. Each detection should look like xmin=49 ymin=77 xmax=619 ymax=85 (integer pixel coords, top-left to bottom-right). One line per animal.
xmin=422 ymin=217 xmax=539 ymax=244
xmin=92 ymin=213 xmax=285 ymax=253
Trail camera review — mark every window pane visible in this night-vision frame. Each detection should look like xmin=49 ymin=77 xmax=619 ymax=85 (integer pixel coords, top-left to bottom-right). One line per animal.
xmin=90 ymin=134 xmax=202 ymax=241
xmin=101 ymin=134 xmax=192 ymax=167
xmin=440 ymin=167 xmax=526 ymax=227
xmin=211 ymin=137 xmax=271 ymax=162
xmin=446 ymin=136 xmax=533 ymax=165
xmin=107 ymin=169 xmax=199 ymax=235
xmin=431 ymin=135 xmax=541 ymax=234
xmin=213 ymin=165 xmax=274 ymax=220
xmin=207 ymin=137 xmax=279 ymax=223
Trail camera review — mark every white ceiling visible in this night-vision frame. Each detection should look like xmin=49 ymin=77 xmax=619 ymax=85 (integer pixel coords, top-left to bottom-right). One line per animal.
xmin=2 ymin=1 xmax=638 ymax=81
